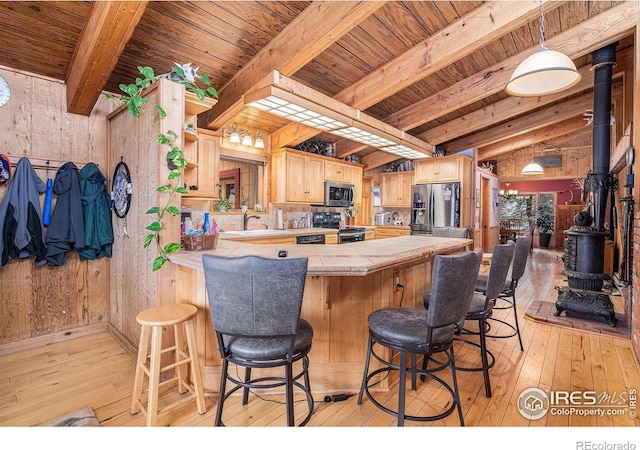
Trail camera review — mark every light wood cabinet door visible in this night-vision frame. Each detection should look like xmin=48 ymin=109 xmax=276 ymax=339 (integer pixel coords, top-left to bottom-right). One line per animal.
xmin=324 ymin=160 xmax=351 ymax=183
xmin=305 ymin=157 xmax=325 ymax=203
xmin=415 ymin=156 xmax=462 ymax=183
xmin=351 ymin=166 xmax=363 ymax=206
xmin=284 ymin=152 xmax=324 ymax=204
xmin=285 ymin=152 xmax=308 ymax=202
xmin=381 ymin=172 xmax=413 ymax=207
xmin=195 ymin=130 xmax=219 ymax=197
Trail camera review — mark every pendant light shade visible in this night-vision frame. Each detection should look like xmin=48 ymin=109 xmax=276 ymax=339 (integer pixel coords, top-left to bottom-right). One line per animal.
xmin=521 ymin=160 xmax=544 ymax=175
xmin=506 ymin=0 xmax=581 ymax=97
xmin=521 ymin=134 xmax=544 ymax=175
xmin=506 ymin=46 xmax=581 ymax=97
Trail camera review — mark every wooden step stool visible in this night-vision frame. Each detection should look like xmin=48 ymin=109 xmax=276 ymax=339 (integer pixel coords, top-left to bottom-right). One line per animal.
xmin=131 ymin=304 xmax=206 ymax=426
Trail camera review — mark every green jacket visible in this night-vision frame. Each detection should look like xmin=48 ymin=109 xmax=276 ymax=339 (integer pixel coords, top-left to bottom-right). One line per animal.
xmin=76 ymin=163 xmax=113 ymax=260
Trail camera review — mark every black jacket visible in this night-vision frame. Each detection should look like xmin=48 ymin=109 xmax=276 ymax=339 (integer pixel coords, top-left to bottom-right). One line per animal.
xmin=46 ymin=162 xmax=85 ymax=266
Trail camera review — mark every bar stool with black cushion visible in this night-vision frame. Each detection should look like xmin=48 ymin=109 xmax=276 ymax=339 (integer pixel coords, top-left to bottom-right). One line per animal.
xmin=131 ymin=303 xmax=206 ymax=427
xmin=456 ymin=241 xmax=515 ymax=398
xmin=202 ymin=254 xmax=313 ymax=427
xmin=475 ymin=235 xmax=531 ymax=352
xmin=358 ymin=249 xmax=482 ymax=426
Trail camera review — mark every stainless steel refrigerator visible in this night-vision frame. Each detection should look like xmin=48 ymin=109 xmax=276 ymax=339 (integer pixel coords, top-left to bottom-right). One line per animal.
xmin=410 ymin=183 xmax=460 ymax=234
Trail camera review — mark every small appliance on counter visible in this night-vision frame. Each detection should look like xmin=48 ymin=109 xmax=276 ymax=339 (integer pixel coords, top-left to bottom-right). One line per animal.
xmin=375 ymin=212 xmax=392 ymax=226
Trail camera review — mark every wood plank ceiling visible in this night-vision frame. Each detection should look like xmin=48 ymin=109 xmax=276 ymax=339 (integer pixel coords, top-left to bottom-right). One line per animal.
xmin=0 ymin=1 xmax=636 ymax=172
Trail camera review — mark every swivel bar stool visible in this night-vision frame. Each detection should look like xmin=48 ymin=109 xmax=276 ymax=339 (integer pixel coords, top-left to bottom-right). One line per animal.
xmin=202 ymin=254 xmax=314 ymax=427
xmin=475 ymin=235 xmax=531 ymax=351
xmin=358 ymin=249 xmax=482 ymax=426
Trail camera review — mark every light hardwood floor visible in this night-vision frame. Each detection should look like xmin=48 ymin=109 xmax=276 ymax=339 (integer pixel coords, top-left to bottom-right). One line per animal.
xmin=1 ymin=248 xmax=639 ymax=429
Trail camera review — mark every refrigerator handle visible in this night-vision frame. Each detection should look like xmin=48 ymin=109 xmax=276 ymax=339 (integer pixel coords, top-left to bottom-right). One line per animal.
xmin=428 ymin=186 xmax=434 ymax=233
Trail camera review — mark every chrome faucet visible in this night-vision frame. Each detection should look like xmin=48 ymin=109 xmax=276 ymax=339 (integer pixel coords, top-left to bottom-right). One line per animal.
xmin=243 ymin=213 xmax=260 ymax=230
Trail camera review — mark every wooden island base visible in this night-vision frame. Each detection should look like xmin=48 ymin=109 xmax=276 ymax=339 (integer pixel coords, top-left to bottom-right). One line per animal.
xmin=172 ymin=236 xmax=471 ymax=394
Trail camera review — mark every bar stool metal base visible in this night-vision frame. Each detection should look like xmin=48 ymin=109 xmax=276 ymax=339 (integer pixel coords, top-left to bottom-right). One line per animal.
xmin=215 ymin=353 xmax=314 ymax=427
xmin=358 ymin=337 xmax=464 ymax=426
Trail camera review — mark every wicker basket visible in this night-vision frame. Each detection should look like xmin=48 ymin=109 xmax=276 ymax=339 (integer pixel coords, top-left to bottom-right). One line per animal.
xmin=183 ymin=234 xmax=218 ymax=251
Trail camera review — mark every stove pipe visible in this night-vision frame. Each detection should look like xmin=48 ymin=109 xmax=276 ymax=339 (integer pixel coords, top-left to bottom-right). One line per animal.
xmin=591 ymin=42 xmax=617 ymax=231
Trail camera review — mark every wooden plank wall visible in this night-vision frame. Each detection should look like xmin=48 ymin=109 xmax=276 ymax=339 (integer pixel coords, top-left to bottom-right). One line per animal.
xmin=492 ymin=147 xmax=592 ymax=182
xmin=106 ymin=79 xmax=182 ymax=350
xmin=0 ymin=67 xmax=116 ymax=349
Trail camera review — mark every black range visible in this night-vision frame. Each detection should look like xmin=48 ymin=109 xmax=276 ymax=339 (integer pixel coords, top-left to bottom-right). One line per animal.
xmin=312 ymin=212 xmax=365 ymax=244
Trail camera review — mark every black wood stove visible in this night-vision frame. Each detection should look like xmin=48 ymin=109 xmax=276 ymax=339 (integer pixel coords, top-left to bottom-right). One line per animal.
xmin=554 ymin=42 xmax=619 ymax=327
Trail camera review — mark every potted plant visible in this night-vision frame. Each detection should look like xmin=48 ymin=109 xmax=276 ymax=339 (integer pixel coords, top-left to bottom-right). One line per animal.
xmin=214 ymin=198 xmax=232 ymax=212
xmin=240 ymin=184 xmax=251 ymax=213
xmin=536 ymin=206 xmax=554 ymax=248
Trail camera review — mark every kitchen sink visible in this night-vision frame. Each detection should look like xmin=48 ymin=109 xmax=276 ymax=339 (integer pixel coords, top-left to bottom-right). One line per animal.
xmin=223 ymin=229 xmax=291 ymax=236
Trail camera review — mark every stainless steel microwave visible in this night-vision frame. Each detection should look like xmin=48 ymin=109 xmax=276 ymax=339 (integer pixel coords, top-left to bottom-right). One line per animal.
xmin=324 ymin=181 xmax=354 ymax=207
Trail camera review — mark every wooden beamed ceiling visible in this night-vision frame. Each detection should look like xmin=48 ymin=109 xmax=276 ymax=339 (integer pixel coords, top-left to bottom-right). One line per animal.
xmin=0 ymin=1 xmax=637 ymax=172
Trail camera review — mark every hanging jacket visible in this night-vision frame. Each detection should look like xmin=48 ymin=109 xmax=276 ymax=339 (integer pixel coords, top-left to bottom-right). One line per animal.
xmin=46 ymin=162 xmax=85 ymax=266
xmin=75 ymin=163 xmax=113 ymax=260
xmin=0 ymin=157 xmax=47 ymax=268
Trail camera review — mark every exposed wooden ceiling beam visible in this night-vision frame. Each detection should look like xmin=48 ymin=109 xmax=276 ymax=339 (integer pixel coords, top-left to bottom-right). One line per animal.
xmin=445 ymin=92 xmax=594 ymax=154
xmin=360 ymin=150 xmax=401 ymax=171
xmin=66 ymin=1 xmax=148 ymax=115
xmin=423 ymin=48 xmax=632 ymax=145
xmin=200 ymin=1 xmax=386 ymax=131
xmin=471 ymin=82 xmax=623 ymax=160
xmin=424 ymin=65 xmax=595 ymax=146
xmin=390 ymin=1 xmax=638 ymax=133
xmin=273 ymin=1 xmax=545 ymax=153
xmin=282 ymin=1 xmax=637 ymax=160
xmin=478 ymin=116 xmax=590 ymax=161
xmin=333 ymin=1 xmax=550 ymax=110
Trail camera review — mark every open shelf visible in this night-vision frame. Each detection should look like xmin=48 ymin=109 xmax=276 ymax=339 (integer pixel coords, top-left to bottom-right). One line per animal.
xmin=185 ymin=92 xmax=218 ymax=115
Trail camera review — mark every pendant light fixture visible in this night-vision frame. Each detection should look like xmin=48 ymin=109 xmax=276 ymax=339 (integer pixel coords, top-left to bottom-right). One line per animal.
xmin=521 ymin=134 xmax=544 ymax=175
xmin=506 ymin=0 xmax=581 ymax=97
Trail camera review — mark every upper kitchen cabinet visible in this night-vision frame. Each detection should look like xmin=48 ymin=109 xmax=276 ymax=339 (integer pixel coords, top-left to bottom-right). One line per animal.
xmin=271 ymin=147 xmax=364 ymax=206
xmin=271 ymin=148 xmax=325 ymax=204
xmin=381 ymin=172 xmax=414 ymax=207
xmin=415 ymin=155 xmax=472 ymax=184
xmin=324 ymin=159 xmax=351 ymax=183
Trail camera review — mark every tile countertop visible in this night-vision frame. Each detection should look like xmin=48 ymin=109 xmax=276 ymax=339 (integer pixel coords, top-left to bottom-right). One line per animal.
xmin=170 ymin=235 xmax=472 ymax=277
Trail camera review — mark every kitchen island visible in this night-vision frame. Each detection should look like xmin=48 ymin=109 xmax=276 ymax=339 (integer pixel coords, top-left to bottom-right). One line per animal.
xmin=170 ymin=235 xmax=472 ymax=393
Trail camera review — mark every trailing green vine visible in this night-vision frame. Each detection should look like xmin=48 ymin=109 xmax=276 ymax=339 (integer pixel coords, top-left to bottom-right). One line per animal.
xmin=106 ymin=64 xmax=218 ymax=271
